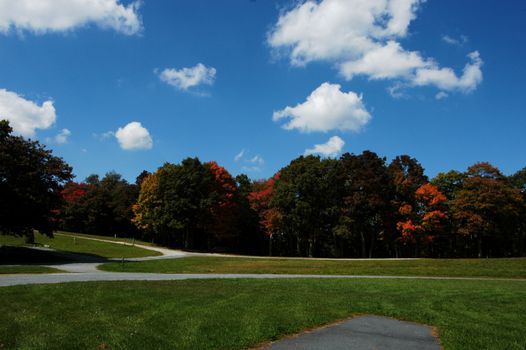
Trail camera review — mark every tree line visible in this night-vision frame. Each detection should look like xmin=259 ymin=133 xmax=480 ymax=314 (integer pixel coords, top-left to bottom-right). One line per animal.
xmin=1 ymin=120 xmax=525 ymax=258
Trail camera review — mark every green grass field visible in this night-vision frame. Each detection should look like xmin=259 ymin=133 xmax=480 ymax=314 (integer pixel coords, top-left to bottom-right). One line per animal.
xmin=0 ymin=232 xmax=160 ymax=260
xmin=55 ymin=231 xmax=158 ymax=247
xmin=0 ymin=265 xmax=64 ymax=274
xmin=0 ymin=278 xmax=524 ymax=349
xmin=99 ymin=256 xmax=526 ymax=278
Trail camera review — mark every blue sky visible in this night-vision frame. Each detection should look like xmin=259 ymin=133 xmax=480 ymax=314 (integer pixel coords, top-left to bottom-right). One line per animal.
xmin=0 ymin=0 xmax=525 ymax=182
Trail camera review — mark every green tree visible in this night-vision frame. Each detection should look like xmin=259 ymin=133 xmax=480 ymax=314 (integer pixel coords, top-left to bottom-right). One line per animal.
xmin=272 ymin=156 xmax=343 ymax=257
xmin=451 ymin=163 xmax=524 ymax=257
xmin=337 ymin=151 xmax=393 ymax=258
xmin=431 ymin=170 xmax=466 ymax=201
xmin=0 ymin=120 xmax=72 ymax=241
xmin=133 ymin=158 xmax=216 ymax=249
xmin=509 ymin=167 xmax=526 ymax=256
xmin=60 ymin=172 xmax=138 ymax=237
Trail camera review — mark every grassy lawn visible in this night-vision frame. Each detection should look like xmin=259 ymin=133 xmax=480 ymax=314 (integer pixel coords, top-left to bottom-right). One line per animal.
xmin=55 ymin=231 xmax=158 ymax=247
xmin=0 ymin=232 xmax=161 ymax=260
xmin=99 ymin=256 xmax=526 ymax=278
xmin=0 ymin=278 xmax=524 ymax=349
xmin=0 ymin=265 xmax=64 ymax=274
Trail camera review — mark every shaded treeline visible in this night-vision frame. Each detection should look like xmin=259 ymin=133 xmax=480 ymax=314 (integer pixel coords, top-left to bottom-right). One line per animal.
xmin=59 ymin=152 xmax=526 ymax=258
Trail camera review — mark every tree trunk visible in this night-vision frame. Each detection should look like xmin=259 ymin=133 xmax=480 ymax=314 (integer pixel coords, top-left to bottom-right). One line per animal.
xmin=477 ymin=235 xmax=483 ymax=258
xmin=368 ymin=234 xmax=375 ymax=258
xmin=359 ymin=231 xmax=367 ymax=258
xmin=296 ymin=236 xmax=301 ymax=256
xmin=269 ymin=234 xmax=273 ymax=256
xmin=308 ymin=238 xmax=314 ymax=258
xmin=184 ymin=228 xmax=189 ymax=249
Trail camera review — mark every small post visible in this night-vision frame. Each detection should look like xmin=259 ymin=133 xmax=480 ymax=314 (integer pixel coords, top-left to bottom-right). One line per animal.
xmin=73 ymin=237 xmax=76 ymax=245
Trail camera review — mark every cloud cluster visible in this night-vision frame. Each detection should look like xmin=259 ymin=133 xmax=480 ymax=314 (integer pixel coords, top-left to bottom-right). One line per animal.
xmin=234 ymin=149 xmax=265 ymax=172
xmin=0 ymin=88 xmax=56 ymax=137
xmin=305 ymin=136 xmax=345 ymax=157
xmin=115 ymin=121 xmax=152 ymax=151
xmin=158 ymin=63 xmax=216 ymax=91
xmin=268 ymin=0 xmax=483 ymax=93
xmin=273 ymin=82 xmax=371 ymax=133
xmin=0 ymin=0 xmax=142 ymax=35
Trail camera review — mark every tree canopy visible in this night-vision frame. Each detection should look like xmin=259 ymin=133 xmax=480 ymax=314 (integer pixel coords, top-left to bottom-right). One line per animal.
xmin=0 ymin=120 xmax=72 ymax=241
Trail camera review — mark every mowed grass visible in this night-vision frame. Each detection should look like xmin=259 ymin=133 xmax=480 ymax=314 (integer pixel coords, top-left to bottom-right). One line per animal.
xmin=0 ymin=232 xmax=160 ymax=259
xmin=55 ymin=231 xmax=158 ymax=247
xmin=99 ymin=256 xmax=526 ymax=278
xmin=0 ymin=265 xmax=63 ymax=274
xmin=0 ymin=279 xmax=525 ymax=349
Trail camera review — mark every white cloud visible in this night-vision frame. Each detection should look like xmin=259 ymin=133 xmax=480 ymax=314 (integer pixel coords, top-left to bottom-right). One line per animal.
xmin=442 ymin=34 xmax=468 ymax=46
xmin=234 ymin=149 xmax=245 ymax=162
xmin=236 ymin=150 xmax=265 ymax=172
xmin=413 ymin=51 xmax=483 ymax=93
xmin=305 ymin=136 xmax=345 ymax=157
xmin=0 ymin=0 xmax=142 ymax=35
xmin=0 ymin=88 xmax=56 ymax=137
xmin=248 ymin=155 xmax=265 ymax=166
xmin=340 ymin=41 xmax=428 ymax=80
xmin=158 ymin=63 xmax=216 ymax=91
xmin=268 ymin=0 xmax=483 ymax=93
xmin=46 ymin=128 xmax=71 ymax=144
xmin=435 ymin=91 xmax=448 ymax=100
xmin=273 ymin=82 xmax=371 ymax=133
xmin=115 ymin=121 xmax=152 ymax=151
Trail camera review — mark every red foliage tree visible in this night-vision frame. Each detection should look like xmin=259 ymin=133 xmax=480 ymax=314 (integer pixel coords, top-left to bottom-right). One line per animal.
xmin=205 ymin=161 xmax=239 ymax=248
xmin=248 ymin=173 xmax=281 ymax=237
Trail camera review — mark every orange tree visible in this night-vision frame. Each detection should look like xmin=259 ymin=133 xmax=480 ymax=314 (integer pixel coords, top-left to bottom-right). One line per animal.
xmin=396 ymin=183 xmax=448 ymax=257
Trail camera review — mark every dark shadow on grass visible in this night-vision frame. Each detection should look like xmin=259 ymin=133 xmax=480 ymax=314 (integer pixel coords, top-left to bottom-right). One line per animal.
xmin=0 ymin=245 xmax=109 ymax=266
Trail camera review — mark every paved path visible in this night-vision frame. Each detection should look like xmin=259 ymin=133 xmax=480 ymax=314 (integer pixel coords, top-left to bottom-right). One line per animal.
xmin=262 ymin=315 xmax=441 ymax=350
xmin=1 ymin=271 xmax=524 ymax=287
xmin=2 ymin=234 xmax=525 ymax=286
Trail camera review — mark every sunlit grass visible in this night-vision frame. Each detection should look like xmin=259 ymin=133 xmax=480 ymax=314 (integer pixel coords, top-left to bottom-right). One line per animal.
xmin=0 ymin=278 xmax=524 ymax=349
xmin=100 ymin=255 xmax=526 ymax=278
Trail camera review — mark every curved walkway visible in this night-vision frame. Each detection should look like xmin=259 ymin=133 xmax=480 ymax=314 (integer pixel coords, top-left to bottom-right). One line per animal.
xmin=1 ymin=271 xmax=524 ymax=287
xmin=2 ymin=234 xmax=525 ymax=286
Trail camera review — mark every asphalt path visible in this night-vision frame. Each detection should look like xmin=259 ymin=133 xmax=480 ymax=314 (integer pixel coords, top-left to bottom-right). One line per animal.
xmin=2 ymin=234 xmax=525 ymax=286
xmin=262 ymin=315 xmax=441 ymax=350
xmin=1 ymin=271 xmax=524 ymax=287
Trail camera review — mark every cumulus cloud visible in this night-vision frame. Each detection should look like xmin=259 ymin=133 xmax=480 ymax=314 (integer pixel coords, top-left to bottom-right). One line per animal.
xmin=413 ymin=51 xmax=483 ymax=93
xmin=46 ymin=128 xmax=71 ymax=144
xmin=273 ymin=82 xmax=371 ymax=133
xmin=0 ymin=88 xmax=56 ymax=137
xmin=305 ymin=136 xmax=345 ymax=157
xmin=115 ymin=121 xmax=152 ymax=151
xmin=0 ymin=0 xmax=142 ymax=35
xmin=268 ymin=0 xmax=483 ymax=93
xmin=158 ymin=63 xmax=216 ymax=91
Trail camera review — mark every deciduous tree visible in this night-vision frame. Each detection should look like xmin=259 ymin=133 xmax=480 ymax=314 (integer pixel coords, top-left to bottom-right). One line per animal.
xmin=0 ymin=120 xmax=72 ymax=241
